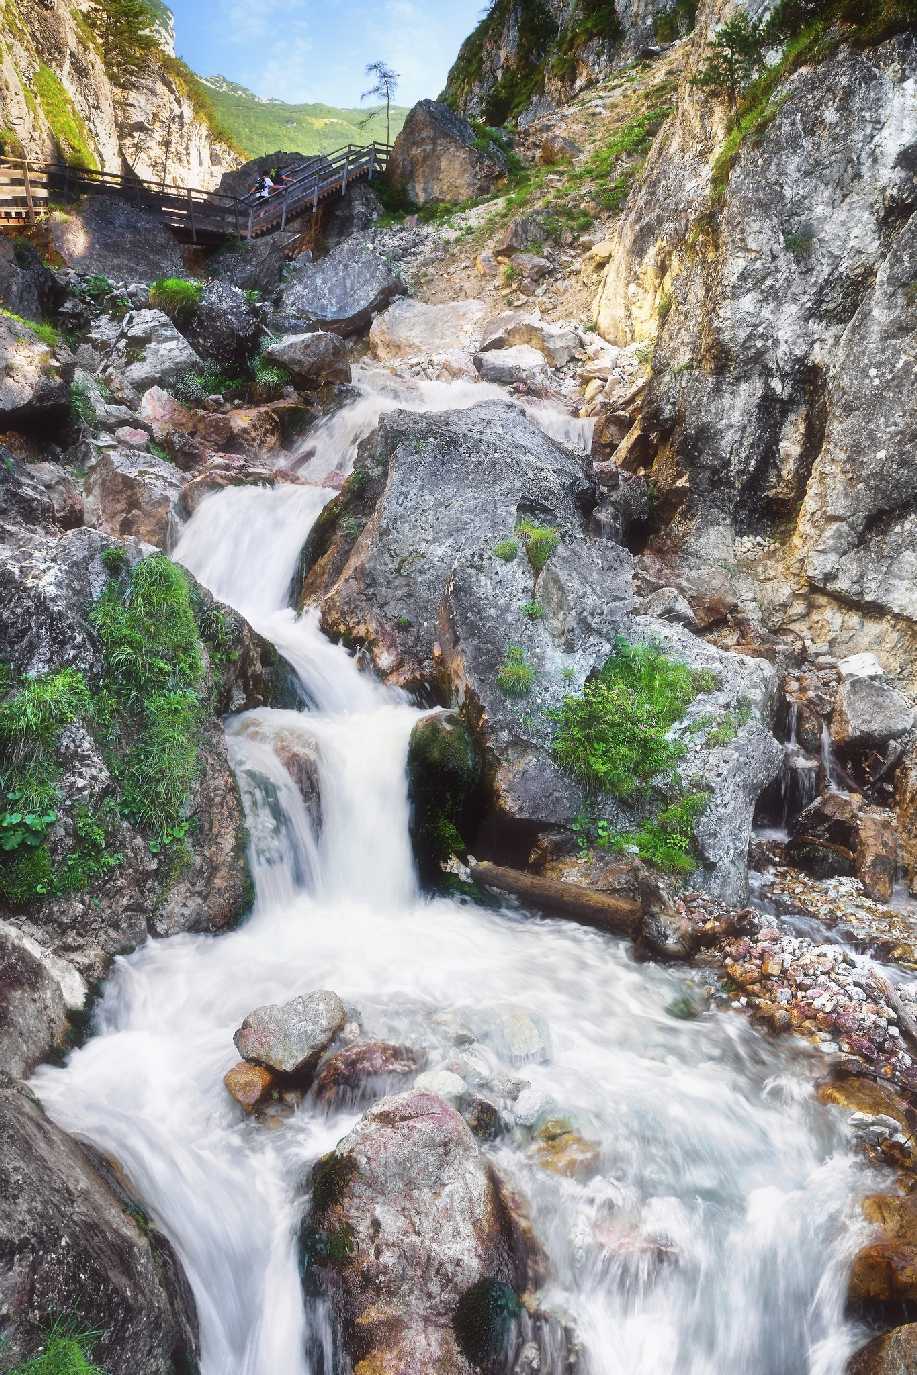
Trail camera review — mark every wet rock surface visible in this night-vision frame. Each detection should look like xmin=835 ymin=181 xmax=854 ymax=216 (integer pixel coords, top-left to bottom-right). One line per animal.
xmin=0 ymin=1075 xmax=199 ymax=1375
xmin=234 ymin=990 xmax=347 ymax=1076
xmin=276 ymin=234 xmax=405 ymax=336
xmin=301 ymin=1089 xmax=542 ymax=1373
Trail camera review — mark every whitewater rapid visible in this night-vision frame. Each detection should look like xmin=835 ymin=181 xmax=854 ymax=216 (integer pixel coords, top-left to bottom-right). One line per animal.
xmin=33 ymin=371 xmax=874 ymax=1375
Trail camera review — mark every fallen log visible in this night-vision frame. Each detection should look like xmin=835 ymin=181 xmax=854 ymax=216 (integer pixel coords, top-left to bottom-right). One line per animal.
xmin=469 ymin=860 xmax=642 ymax=937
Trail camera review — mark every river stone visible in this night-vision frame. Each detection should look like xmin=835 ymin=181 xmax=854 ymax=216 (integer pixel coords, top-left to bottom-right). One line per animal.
xmin=224 ymin=1060 xmax=278 ymax=1113
xmin=0 ymin=923 xmax=84 ymax=1079
xmin=0 ymin=1075 xmax=199 ymax=1375
xmin=849 ymin=1193 xmax=917 ymax=1316
xmin=386 ymin=99 xmax=508 ymax=206
xmin=478 ymin=311 xmax=579 ymax=367
xmin=263 ymin=330 xmax=351 ymax=385
xmin=300 ymin=1089 xmax=542 ymax=1373
xmin=234 ymin=989 xmax=347 ymax=1076
xmin=414 ymin=1068 xmax=467 ymax=1099
xmin=311 ymin=1040 xmax=423 ymax=1108
xmin=276 ymin=234 xmax=405 ymax=336
xmin=482 ymin=1007 xmax=551 ymax=1067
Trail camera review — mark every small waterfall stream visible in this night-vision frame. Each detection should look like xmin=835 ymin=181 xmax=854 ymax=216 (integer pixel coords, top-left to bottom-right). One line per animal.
xmin=32 ymin=372 xmax=874 ymax=1375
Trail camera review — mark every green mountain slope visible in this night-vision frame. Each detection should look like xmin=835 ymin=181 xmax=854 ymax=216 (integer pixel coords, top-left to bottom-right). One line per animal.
xmin=200 ymin=78 xmax=409 ymax=157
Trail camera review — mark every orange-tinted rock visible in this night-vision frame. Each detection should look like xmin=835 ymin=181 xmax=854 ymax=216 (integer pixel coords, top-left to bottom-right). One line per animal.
xmin=817 ymin=1075 xmax=913 ymax=1133
xmin=847 ymin=1322 xmax=917 ymax=1373
xmin=849 ymin=1194 xmax=917 ymax=1312
xmin=532 ymin=1118 xmax=600 ymax=1181
xmin=224 ymin=1060 xmax=277 ymax=1113
xmin=311 ymin=1041 xmax=423 ymax=1108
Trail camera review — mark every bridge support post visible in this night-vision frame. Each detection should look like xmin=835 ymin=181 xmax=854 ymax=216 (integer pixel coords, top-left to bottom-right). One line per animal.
xmin=342 ymin=145 xmax=349 ymax=192
xmin=22 ymin=160 xmax=34 ymax=225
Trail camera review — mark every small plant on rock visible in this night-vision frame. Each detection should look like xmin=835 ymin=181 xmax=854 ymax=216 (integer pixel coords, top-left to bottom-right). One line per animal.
xmin=522 ymin=599 xmax=544 ymax=619
xmin=496 ymin=645 xmax=536 ymax=698
xmin=517 ymin=520 xmax=560 ymax=574
xmin=149 ymin=277 xmax=203 ymax=323
xmin=493 ymin=538 xmax=519 ymax=562
xmin=70 ymin=380 xmax=98 ymax=429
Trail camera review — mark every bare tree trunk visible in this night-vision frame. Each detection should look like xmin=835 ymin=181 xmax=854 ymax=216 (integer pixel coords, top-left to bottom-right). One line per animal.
xmin=469 ymin=861 xmax=642 ymax=937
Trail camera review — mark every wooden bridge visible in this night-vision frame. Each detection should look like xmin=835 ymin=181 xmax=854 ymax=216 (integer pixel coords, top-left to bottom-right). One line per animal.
xmin=0 ymin=142 xmax=391 ymax=244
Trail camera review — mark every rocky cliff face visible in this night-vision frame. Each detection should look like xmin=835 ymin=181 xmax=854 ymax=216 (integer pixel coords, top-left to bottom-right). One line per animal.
xmin=0 ymin=0 xmax=239 ymax=188
xmin=591 ymin=8 xmax=917 ymax=681
xmin=442 ymin=0 xmax=681 ymax=124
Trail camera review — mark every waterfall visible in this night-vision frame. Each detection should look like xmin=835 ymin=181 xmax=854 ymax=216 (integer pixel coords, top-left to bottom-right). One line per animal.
xmin=821 ymin=720 xmax=840 ymax=794
xmin=31 ymin=375 xmax=870 ymax=1375
xmin=781 ymin=702 xmax=819 ymax=831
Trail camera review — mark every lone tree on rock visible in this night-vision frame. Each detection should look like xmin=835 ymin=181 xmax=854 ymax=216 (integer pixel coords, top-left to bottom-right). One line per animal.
xmin=88 ymin=0 xmax=161 ymax=81
xmin=361 ymin=60 xmax=400 ymax=145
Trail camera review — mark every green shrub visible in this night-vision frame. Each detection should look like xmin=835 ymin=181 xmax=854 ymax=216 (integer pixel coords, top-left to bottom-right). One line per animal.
xmin=691 ymin=13 xmax=768 ymax=106
xmin=493 ymin=538 xmax=519 ymax=562
xmin=517 ymin=520 xmax=560 ymax=573
xmin=522 ymin=600 xmax=544 ymax=619
xmin=496 ymin=645 xmax=536 ymax=698
xmin=551 ymin=638 xmax=702 ymax=796
xmin=148 ymin=277 xmax=203 ymax=322
xmin=91 ymin=554 xmax=204 ymax=846
xmin=171 ymin=366 xmax=243 ymax=406
xmin=87 ymin=0 xmax=161 ymax=82
xmin=611 ymin=792 xmax=709 ymax=873
xmin=33 ymin=66 xmax=99 ymax=170
xmin=653 ymin=0 xmax=697 ymax=43
xmin=251 ymin=353 xmax=291 ymax=400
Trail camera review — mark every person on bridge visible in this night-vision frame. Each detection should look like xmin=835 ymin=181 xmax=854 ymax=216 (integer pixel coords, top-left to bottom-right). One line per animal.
xmin=254 ymin=172 xmax=275 ymax=201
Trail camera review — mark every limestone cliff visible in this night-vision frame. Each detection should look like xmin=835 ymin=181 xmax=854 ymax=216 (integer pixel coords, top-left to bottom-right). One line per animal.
xmin=441 ymin=0 xmax=685 ymax=124
xmin=0 ymin=0 xmax=240 ymax=189
xmin=588 ymin=0 xmax=917 ymax=680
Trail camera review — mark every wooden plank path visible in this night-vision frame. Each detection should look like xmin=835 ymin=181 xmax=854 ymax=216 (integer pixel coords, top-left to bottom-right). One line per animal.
xmin=0 ymin=142 xmax=391 ymax=244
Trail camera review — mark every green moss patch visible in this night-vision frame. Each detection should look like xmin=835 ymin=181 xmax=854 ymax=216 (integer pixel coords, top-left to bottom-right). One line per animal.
xmin=407 ymin=714 xmax=482 ymax=879
xmin=148 ymin=277 xmax=203 ymax=323
xmin=34 ymin=67 xmax=99 ymax=171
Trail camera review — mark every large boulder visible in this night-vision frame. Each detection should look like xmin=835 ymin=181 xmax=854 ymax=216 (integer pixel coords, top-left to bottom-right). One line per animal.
xmin=28 ymin=460 xmax=84 ymax=530
xmin=186 ymin=279 xmax=262 ymax=371
xmin=387 ymin=100 xmax=508 ymax=206
xmin=369 ymin=297 xmax=489 ymax=363
xmin=83 ymin=447 xmax=184 ymax=549
xmin=832 ymin=672 xmax=914 ymax=750
xmin=300 ymin=1090 xmax=542 ymax=1373
xmin=48 ymin=196 xmax=184 ymax=282
xmin=234 ymin=990 xmax=347 ymax=1076
xmin=275 ymin=234 xmax=405 ymax=336
xmin=849 ymin=1193 xmax=917 ymax=1318
xmin=100 ymin=309 xmax=203 ymax=397
xmin=0 ymin=1075 xmax=198 ymax=1375
xmin=0 ymin=313 xmax=70 ymax=427
xmin=0 ymin=514 xmax=278 ymax=988
xmin=300 ymin=402 xmax=779 ymax=900
xmin=787 ymin=791 xmax=898 ymax=902
xmin=473 ymin=344 xmax=550 ymax=387
xmin=263 ymin=331 xmax=351 ymax=385
xmin=479 ymin=311 xmax=580 ymax=368
xmin=322 ymin=180 xmax=384 ymax=251
xmin=0 ymin=238 xmax=59 ymax=319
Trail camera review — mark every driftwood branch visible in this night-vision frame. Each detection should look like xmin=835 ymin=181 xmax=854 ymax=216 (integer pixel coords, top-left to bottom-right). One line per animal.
xmin=470 ymin=861 xmax=642 ymax=936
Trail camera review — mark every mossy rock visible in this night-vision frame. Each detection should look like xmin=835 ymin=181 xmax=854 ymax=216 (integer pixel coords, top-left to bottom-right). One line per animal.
xmin=407 ymin=713 xmax=483 ymax=881
xmin=453 ymin=1278 xmax=522 ymax=1372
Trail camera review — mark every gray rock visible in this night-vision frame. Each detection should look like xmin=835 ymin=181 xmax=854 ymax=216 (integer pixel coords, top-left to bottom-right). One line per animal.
xmin=480 ymin=1006 xmax=551 ymax=1067
xmin=0 ymin=237 xmax=59 ymax=319
xmin=642 ymin=586 xmax=698 ymax=629
xmin=48 ymin=195 xmax=185 ymax=282
xmin=187 ymin=279 xmax=262 ymax=371
xmin=0 ymin=923 xmax=85 ymax=1077
xmin=28 ymin=460 xmax=84 ymax=530
xmin=322 ymin=180 xmax=384 ymax=251
xmin=83 ymin=447 xmax=184 ymax=549
xmin=474 ymin=344 xmax=550 ymax=386
xmin=0 ymin=314 xmax=70 ymax=426
xmin=100 ymin=309 xmax=203 ymax=396
xmin=413 ymin=1068 xmax=467 ymax=1099
xmin=263 ymin=331 xmax=351 ymax=385
xmin=300 ymin=1090 xmax=542 ymax=1373
xmin=0 ymin=447 xmax=57 ymax=541
xmin=276 ymin=234 xmax=405 ymax=336
xmin=386 ymin=99 xmax=508 ymax=206
xmin=208 ymin=229 xmax=303 ymax=296
xmin=832 ymin=673 xmax=914 ymax=748
xmin=479 ymin=310 xmax=579 ymax=367
xmin=370 ymin=297 xmax=489 ymax=362
xmin=0 ymin=1075 xmax=198 ymax=1375
xmin=234 ymin=990 xmax=347 ymax=1075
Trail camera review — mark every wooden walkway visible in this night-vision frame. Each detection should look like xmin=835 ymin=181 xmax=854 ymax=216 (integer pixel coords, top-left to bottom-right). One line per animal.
xmin=0 ymin=142 xmax=391 ymax=244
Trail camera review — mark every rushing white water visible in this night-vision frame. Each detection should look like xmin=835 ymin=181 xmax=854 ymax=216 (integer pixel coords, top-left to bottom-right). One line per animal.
xmin=33 ymin=376 xmax=875 ymax=1375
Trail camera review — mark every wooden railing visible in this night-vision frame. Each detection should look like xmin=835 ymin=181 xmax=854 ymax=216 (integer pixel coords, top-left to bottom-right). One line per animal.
xmin=0 ymin=142 xmax=391 ymax=243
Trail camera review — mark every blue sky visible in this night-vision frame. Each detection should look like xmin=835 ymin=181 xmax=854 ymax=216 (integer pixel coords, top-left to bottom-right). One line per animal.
xmin=167 ymin=0 xmax=484 ymax=108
